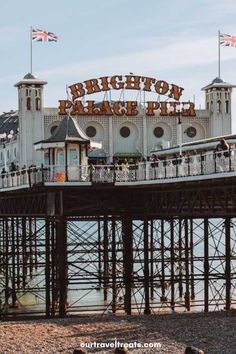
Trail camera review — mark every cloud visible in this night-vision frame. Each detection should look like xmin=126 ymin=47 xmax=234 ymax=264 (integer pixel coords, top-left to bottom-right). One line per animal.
xmin=38 ymin=36 xmax=236 ymax=81
xmin=0 ymin=26 xmax=22 ymax=43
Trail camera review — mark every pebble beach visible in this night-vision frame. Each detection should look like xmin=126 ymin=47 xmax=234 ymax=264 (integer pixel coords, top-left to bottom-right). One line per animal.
xmin=0 ymin=312 xmax=235 ymax=354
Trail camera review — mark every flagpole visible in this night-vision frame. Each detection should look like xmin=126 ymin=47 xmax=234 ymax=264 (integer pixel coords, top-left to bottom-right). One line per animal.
xmin=30 ymin=26 xmax=33 ymax=74
xmin=218 ymin=30 xmax=221 ymax=78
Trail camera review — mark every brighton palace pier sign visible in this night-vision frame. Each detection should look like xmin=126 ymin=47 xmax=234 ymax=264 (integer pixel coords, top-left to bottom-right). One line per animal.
xmin=58 ymin=75 xmax=196 ymax=117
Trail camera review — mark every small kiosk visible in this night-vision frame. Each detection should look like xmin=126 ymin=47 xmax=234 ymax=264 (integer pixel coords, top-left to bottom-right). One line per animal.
xmin=35 ymin=116 xmax=90 ymax=181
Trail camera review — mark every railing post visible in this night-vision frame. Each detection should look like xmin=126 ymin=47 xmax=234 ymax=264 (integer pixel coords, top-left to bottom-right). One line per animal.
xmin=113 ymin=165 xmax=116 ymax=183
xmin=28 ymin=169 xmax=31 ymax=188
xmin=187 ymin=155 xmax=190 ymax=176
xmin=134 ymin=163 xmax=137 ymax=181
xmin=176 ymin=157 xmax=178 ymax=178
xmin=214 ymin=151 xmax=217 ymax=173
xmin=229 ymin=148 xmax=232 ymax=172
xmin=89 ymin=165 xmax=93 ymax=183
xmin=41 ymin=164 xmax=45 ymax=185
xmin=200 ymin=153 xmax=203 ymax=175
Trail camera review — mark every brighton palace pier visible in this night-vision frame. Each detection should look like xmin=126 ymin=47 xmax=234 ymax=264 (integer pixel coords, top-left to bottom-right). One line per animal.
xmin=0 ymin=73 xmax=236 ymax=318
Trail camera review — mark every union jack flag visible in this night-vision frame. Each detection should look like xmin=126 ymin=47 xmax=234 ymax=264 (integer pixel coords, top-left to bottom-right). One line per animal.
xmin=220 ymin=33 xmax=236 ymax=47
xmin=32 ymin=28 xmax=58 ymax=42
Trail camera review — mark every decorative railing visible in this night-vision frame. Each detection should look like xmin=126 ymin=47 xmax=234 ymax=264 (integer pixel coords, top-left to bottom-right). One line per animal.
xmin=0 ymin=149 xmax=236 ymax=190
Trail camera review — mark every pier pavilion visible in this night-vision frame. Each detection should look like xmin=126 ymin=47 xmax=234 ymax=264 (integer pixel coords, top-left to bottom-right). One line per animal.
xmin=0 ymin=73 xmax=235 ymax=318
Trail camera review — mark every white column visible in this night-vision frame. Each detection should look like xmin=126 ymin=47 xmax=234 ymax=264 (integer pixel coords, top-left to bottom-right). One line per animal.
xmin=143 ymin=114 xmax=147 ymax=157
xmin=108 ymin=117 xmax=113 ymax=163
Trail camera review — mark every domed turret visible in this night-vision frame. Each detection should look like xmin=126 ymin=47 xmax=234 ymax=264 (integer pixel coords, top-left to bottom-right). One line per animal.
xmin=15 ymin=73 xmax=47 ymax=167
xmin=202 ymin=77 xmax=236 ymax=137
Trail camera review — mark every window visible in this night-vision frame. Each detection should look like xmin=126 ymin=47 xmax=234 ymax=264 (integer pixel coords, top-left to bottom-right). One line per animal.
xmin=226 ymin=100 xmax=229 ymax=114
xmin=57 ymin=150 xmax=64 ymax=165
xmin=50 ymin=125 xmax=58 ymax=135
xmin=153 ymin=127 xmax=164 ymax=138
xmin=27 ymin=97 xmax=31 ymax=110
xmin=217 ymin=100 xmax=221 ymax=113
xmin=186 ymin=126 xmax=197 ymax=138
xmin=120 ymin=126 xmax=130 ymax=138
xmin=86 ymin=126 xmax=96 ymax=137
xmin=36 ymin=97 xmax=41 ymax=111
xmin=69 ymin=149 xmax=78 ymax=166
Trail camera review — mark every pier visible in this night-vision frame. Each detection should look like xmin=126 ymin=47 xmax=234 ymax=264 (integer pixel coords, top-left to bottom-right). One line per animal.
xmin=0 ymin=150 xmax=236 ymax=318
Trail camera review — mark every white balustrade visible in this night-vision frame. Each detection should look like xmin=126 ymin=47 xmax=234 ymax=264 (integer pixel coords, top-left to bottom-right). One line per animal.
xmin=0 ymin=148 xmax=236 ymax=190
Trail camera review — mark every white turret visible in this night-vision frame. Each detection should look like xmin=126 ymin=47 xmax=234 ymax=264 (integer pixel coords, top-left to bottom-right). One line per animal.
xmin=202 ymin=77 xmax=235 ymax=137
xmin=15 ymin=73 xmax=47 ymax=167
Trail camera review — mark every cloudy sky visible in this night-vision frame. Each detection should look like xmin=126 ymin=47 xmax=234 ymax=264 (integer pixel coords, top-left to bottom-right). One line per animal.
xmin=1 ymin=0 xmax=236 ymax=129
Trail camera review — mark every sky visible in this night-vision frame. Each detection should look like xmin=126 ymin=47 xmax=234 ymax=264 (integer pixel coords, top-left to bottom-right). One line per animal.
xmin=1 ymin=0 xmax=236 ymax=129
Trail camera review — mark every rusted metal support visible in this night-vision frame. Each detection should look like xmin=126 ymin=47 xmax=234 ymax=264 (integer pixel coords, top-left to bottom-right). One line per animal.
xmin=98 ymin=219 xmax=102 ymax=287
xmin=178 ymin=218 xmax=183 ymax=298
xmin=11 ymin=218 xmax=17 ymax=307
xmin=4 ymin=218 xmax=9 ymax=306
xmin=122 ymin=217 xmax=133 ymax=315
xmin=51 ymin=220 xmax=57 ymax=317
xmin=160 ymin=219 xmax=166 ymax=301
xmin=34 ymin=218 xmax=38 ymax=269
xmin=21 ymin=217 xmax=27 ymax=289
xmin=225 ymin=217 xmax=231 ymax=311
xmin=45 ymin=218 xmax=51 ymax=317
xmin=16 ymin=217 xmax=20 ymax=289
xmin=150 ymin=220 xmax=154 ymax=299
xmin=170 ymin=218 xmax=175 ymax=311
xmin=103 ymin=218 xmax=109 ymax=301
xmin=190 ymin=219 xmax=195 ymax=300
xmin=56 ymin=191 xmax=68 ymax=317
xmin=204 ymin=218 xmax=209 ymax=312
xmin=144 ymin=219 xmax=151 ymax=314
xmin=111 ymin=219 xmax=117 ymax=313
xmin=184 ymin=218 xmax=190 ymax=311
xmin=28 ymin=217 xmax=33 ymax=277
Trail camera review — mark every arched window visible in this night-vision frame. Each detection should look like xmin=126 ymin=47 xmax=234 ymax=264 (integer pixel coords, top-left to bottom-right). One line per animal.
xmin=57 ymin=149 xmax=64 ymax=165
xmin=50 ymin=125 xmax=58 ymax=135
xmin=69 ymin=149 xmax=78 ymax=166
xmin=36 ymin=97 xmax=41 ymax=111
xmin=217 ymin=100 xmax=221 ymax=113
xmin=226 ymin=100 xmax=229 ymax=114
xmin=27 ymin=97 xmax=31 ymax=110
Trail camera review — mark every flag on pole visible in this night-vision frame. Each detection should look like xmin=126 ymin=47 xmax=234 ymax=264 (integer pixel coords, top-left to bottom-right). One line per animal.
xmin=220 ymin=33 xmax=236 ymax=47
xmin=32 ymin=28 xmax=58 ymax=42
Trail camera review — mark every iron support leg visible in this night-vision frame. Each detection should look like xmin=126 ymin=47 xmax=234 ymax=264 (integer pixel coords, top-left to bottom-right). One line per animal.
xmin=204 ymin=218 xmax=209 ymax=312
xmin=103 ymin=218 xmax=109 ymax=301
xmin=225 ymin=217 xmax=231 ymax=311
xmin=144 ymin=219 xmax=151 ymax=314
xmin=112 ymin=219 xmax=117 ymax=313
xmin=122 ymin=218 xmax=133 ymax=315
xmin=45 ymin=219 xmax=51 ymax=317
xmin=184 ymin=219 xmax=190 ymax=311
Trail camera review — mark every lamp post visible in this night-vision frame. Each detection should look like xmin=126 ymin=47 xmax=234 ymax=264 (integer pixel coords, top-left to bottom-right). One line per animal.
xmin=168 ymin=103 xmax=190 ymax=156
xmin=177 ymin=104 xmax=191 ymax=156
xmin=0 ymin=132 xmax=7 ymax=171
xmin=176 ymin=104 xmax=182 ymax=156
